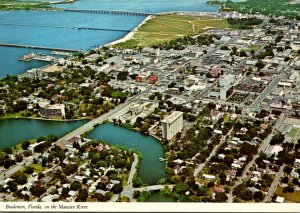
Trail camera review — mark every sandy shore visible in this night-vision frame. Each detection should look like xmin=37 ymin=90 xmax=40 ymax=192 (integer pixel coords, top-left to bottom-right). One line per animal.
xmin=105 ymin=15 xmax=154 ymax=47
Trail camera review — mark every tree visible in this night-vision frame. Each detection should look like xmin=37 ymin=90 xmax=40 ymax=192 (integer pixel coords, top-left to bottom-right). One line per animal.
xmin=3 ymin=147 xmax=12 ymax=154
xmin=215 ymin=192 xmax=228 ymax=202
xmin=76 ymin=189 xmax=88 ymax=202
xmin=284 ymin=166 xmax=293 ymax=174
xmin=15 ymin=154 xmax=23 ymax=163
xmin=64 ymin=163 xmax=78 ymax=175
xmin=7 ymin=181 xmax=18 ymax=192
xmin=111 ymin=184 xmax=123 ymax=194
xmin=281 ymin=176 xmax=289 ymax=184
xmin=117 ymin=71 xmax=129 ymax=81
xmin=240 ymin=143 xmax=257 ymax=157
xmin=255 ymin=60 xmax=265 ymax=70
xmin=21 ymin=141 xmax=31 ymax=150
xmin=11 ymin=171 xmax=27 ymax=185
xmin=207 ymin=181 xmax=215 ymax=188
xmin=133 ymin=190 xmax=141 ymax=199
xmin=30 ymin=182 xmax=46 ymax=197
xmin=70 ymin=181 xmax=82 ymax=191
xmin=24 ymin=166 xmax=34 ymax=175
xmin=253 ymin=191 xmax=264 ymax=202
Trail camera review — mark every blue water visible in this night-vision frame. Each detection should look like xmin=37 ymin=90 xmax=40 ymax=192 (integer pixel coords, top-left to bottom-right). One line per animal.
xmin=0 ymin=47 xmax=50 ymax=78
xmin=0 ymin=0 xmax=221 ymax=77
xmin=0 ymin=118 xmax=88 ymax=149
xmin=55 ymin=0 xmax=219 ymax=12
xmin=88 ymin=123 xmax=166 ymax=184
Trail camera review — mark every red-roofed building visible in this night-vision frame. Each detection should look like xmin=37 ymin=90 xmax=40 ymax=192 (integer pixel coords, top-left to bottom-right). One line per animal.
xmin=148 ymin=75 xmax=158 ymax=84
xmin=214 ymin=187 xmax=225 ymax=193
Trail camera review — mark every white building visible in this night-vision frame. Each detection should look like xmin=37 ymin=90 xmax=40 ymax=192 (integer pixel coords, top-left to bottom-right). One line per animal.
xmin=38 ymin=102 xmax=66 ymax=119
xmin=161 ymin=111 xmax=184 ymax=140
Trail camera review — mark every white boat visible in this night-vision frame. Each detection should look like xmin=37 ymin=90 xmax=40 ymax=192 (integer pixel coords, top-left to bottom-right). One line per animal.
xmin=159 ymin=157 xmax=166 ymax=162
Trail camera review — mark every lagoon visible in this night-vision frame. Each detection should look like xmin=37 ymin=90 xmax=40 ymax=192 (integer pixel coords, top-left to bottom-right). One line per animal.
xmin=88 ymin=122 xmax=165 ymax=185
xmin=0 ymin=118 xmax=88 ymax=148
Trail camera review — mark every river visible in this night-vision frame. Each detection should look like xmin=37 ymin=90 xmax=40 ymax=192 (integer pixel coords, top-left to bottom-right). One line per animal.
xmin=0 ymin=118 xmax=88 ymax=148
xmin=88 ymin=122 xmax=165 ymax=185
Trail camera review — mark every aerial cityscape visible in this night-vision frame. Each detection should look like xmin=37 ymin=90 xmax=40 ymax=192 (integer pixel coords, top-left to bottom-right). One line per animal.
xmin=1 ymin=0 xmax=300 ymax=206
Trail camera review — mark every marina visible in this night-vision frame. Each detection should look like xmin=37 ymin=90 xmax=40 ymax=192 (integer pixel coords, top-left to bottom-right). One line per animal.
xmin=19 ymin=52 xmax=59 ymax=62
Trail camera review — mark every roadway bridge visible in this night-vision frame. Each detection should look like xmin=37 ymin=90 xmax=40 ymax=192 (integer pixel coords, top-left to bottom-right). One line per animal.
xmin=64 ymin=9 xmax=155 ymax=16
xmin=0 ymin=43 xmax=79 ymax=53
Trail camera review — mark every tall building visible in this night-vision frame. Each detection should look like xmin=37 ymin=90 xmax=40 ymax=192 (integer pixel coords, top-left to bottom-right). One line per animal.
xmin=161 ymin=111 xmax=184 ymax=140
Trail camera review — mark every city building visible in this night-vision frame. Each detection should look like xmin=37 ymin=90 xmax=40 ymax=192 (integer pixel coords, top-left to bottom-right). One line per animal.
xmin=161 ymin=111 xmax=184 ymax=140
xmin=38 ymin=102 xmax=66 ymax=119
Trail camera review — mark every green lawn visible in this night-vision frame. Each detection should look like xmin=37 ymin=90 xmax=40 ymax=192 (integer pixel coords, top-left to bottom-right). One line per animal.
xmin=115 ymin=14 xmax=230 ymax=48
xmin=28 ymin=163 xmax=45 ymax=173
xmin=288 ymin=128 xmax=299 ymax=139
xmin=275 ymin=187 xmax=300 ymax=202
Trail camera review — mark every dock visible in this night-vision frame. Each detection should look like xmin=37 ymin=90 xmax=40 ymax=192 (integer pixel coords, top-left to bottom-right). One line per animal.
xmin=0 ymin=43 xmax=80 ymax=53
xmin=0 ymin=22 xmax=131 ymax=33
xmin=64 ymin=9 xmax=155 ymax=16
xmin=19 ymin=52 xmax=59 ymax=62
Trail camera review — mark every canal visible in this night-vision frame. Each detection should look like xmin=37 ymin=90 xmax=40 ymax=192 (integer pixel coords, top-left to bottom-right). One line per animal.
xmin=88 ymin=122 xmax=166 ymax=185
xmin=0 ymin=118 xmax=88 ymax=148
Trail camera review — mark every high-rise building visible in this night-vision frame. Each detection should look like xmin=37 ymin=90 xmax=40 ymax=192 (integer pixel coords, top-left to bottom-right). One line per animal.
xmin=161 ymin=111 xmax=184 ymax=140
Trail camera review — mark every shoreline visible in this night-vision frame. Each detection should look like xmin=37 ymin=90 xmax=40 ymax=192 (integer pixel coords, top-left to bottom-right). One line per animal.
xmin=105 ymin=15 xmax=154 ymax=47
xmin=0 ymin=116 xmax=89 ymax=122
xmin=104 ymin=11 xmax=219 ymax=47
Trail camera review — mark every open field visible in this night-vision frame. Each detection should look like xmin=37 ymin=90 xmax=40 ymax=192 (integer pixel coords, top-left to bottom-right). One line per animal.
xmin=0 ymin=0 xmax=51 ymax=10
xmin=115 ymin=14 xmax=230 ymax=48
xmin=0 ymin=0 xmax=73 ymax=10
xmin=288 ymin=128 xmax=299 ymax=139
xmin=275 ymin=187 xmax=300 ymax=202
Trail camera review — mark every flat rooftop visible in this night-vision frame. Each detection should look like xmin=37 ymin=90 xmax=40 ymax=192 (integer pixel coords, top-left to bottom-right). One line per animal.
xmin=162 ymin=111 xmax=183 ymax=124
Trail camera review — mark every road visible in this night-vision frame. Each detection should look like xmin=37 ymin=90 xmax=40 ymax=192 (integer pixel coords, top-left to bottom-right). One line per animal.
xmin=128 ymin=153 xmax=139 ymax=187
xmin=227 ymin=113 xmax=285 ymax=203
xmin=250 ymin=65 xmax=289 ymax=109
xmin=193 ymin=120 xmax=236 ymax=177
xmin=0 ymin=153 xmax=40 ymax=180
xmin=263 ymin=165 xmax=284 ymax=203
xmin=120 ymin=184 xmax=175 ymax=201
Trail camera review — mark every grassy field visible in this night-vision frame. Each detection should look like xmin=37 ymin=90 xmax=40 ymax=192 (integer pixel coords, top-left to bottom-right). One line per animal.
xmin=288 ymin=128 xmax=299 ymax=139
xmin=115 ymin=14 xmax=230 ymax=48
xmin=275 ymin=187 xmax=300 ymax=202
xmin=0 ymin=0 xmax=51 ymax=10
xmin=0 ymin=0 xmax=73 ymax=10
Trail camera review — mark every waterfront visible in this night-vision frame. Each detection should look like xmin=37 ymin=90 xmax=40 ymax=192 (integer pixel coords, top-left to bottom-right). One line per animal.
xmin=0 ymin=10 xmax=144 ymax=76
xmin=88 ymin=122 xmax=166 ymax=185
xmin=146 ymin=193 xmax=176 ymax=202
xmin=54 ymin=0 xmax=219 ymax=13
xmin=0 ymin=0 xmax=220 ymax=77
xmin=0 ymin=118 xmax=88 ymax=148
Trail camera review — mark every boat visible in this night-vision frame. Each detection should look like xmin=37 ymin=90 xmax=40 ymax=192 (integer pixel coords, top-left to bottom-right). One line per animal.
xmin=159 ymin=157 xmax=166 ymax=162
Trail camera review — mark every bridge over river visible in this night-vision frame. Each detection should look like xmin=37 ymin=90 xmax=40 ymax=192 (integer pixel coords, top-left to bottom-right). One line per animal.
xmin=64 ymin=9 xmax=155 ymax=16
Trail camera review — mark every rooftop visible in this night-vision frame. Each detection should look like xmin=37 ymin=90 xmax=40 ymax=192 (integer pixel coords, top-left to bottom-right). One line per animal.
xmin=162 ymin=111 xmax=183 ymax=124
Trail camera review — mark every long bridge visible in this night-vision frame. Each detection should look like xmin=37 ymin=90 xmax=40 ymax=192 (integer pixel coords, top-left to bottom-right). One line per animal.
xmin=64 ymin=9 xmax=155 ymax=16
xmin=0 ymin=43 xmax=80 ymax=52
xmin=0 ymin=22 xmax=131 ymax=33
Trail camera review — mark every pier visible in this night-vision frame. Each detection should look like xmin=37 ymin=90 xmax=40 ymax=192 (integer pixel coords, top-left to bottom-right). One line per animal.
xmin=0 ymin=43 xmax=79 ymax=52
xmin=64 ymin=9 xmax=155 ymax=16
xmin=0 ymin=22 xmax=131 ymax=33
